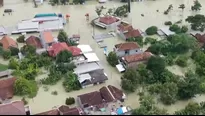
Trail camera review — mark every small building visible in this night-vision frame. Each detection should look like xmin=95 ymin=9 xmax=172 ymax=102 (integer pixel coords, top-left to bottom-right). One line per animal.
xmin=40 ymin=31 xmax=55 ymax=48
xmin=0 ymin=77 xmax=16 ymax=101
xmin=35 ymin=109 xmax=60 ymax=115
xmin=94 ymin=16 xmax=121 ymax=29
xmin=77 ymin=91 xmax=104 ymax=109
xmin=0 ymin=35 xmax=18 ymax=50
xmin=114 ymin=42 xmax=142 ymax=57
xmin=121 ymin=52 xmax=152 ymax=69
xmin=26 ymin=36 xmax=43 ymax=48
xmin=58 ymin=105 xmax=84 ymax=115
xmin=83 ymin=52 xmax=100 ymax=63
xmin=47 ymin=42 xmax=82 ymax=57
xmin=0 ymin=101 xmax=27 ymax=115
xmin=74 ymin=62 xmax=103 ymax=75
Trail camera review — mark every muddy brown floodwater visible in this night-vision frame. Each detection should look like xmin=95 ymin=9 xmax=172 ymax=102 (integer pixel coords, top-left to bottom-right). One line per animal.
xmin=1 ymin=0 xmax=205 ymax=114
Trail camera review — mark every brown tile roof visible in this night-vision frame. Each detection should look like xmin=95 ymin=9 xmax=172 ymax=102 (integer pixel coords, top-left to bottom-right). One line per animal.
xmin=42 ymin=31 xmax=54 ymax=43
xmin=99 ymin=86 xmax=115 ymax=102
xmin=124 ymin=52 xmax=152 ymax=63
xmin=118 ymin=24 xmax=133 ymax=32
xmin=26 ymin=36 xmax=42 ymax=48
xmin=124 ymin=29 xmax=141 ymax=39
xmin=115 ymin=42 xmax=140 ymax=51
xmin=58 ymin=105 xmax=84 ymax=115
xmin=99 ymin=16 xmax=119 ymax=25
xmin=35 ymin=109 xmax=59 ymax=115
xmin=0 ymin=101 xmax=26 ymax=115
xmin=195 ymin=33 xmax=205 ymax=43
xmin=0 ymin=77 xmax=16 ymax=100
xmin=107 ymin=85 xmax=124 ymax=101
xmin=89 ymin=69 xmax=108 ymax=84
xmin=78 ymin=91 xmax=103 ymax=107
xmin=0 ymin=35 xmax=17 ymax=50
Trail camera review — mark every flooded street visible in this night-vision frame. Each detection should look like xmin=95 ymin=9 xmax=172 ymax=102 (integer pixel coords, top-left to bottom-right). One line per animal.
xmin=1 ymin=0 xmax=205 ymax=114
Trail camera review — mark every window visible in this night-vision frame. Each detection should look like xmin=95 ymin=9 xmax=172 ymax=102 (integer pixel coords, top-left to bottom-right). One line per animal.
xmin=125 ymin=50 xmax=129 ymax=54
xmin=136 ymin=50 xmax=138 ymax=52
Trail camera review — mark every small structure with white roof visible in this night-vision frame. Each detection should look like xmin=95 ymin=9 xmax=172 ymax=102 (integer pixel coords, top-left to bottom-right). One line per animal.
xmin=83 ymin=53 xmax=100 ymax=63
xmin=160 ymin=27 xmax=175 ymax=36
xmin=77 ymin=45 xmax=93 ymax=53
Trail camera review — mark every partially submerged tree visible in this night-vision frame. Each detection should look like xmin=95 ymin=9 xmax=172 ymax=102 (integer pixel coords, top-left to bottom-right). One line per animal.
xmin=114 ymin=5 xmax=129 ymax=17
xmin=56 ymin=50 xmax=73 ymax=63
xmin=186 ymin=14 xmax=205 ymax=32
xmin=191 ymin=0 xmax=202 ymax=11
xmin=57 ymin=30 xmax=68 ymax=43
xmin=164 ymin=4 xmax=173 ymax=15
xmin=106 ymin=52 xmax=118 ymax=67
xmin=145 ymin=26 xmax=158 ymax=35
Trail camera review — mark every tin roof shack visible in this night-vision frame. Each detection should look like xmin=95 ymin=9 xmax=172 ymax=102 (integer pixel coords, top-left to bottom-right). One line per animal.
xmin=121 ymin=52 xmax=152 ymax=69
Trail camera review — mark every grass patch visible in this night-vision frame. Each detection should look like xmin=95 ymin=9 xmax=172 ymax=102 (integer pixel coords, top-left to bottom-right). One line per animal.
xmin=0 ymin=63 xmax=8 ymax=71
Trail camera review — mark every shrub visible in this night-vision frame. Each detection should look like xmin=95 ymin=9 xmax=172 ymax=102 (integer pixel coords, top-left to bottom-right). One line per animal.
xmin=145 ymin=26 xmax=158 ymax=35
xmin=9 ymin=47 xmax=19 ymax=56
xmin=22 ymin=97 xmax=28 ymax=105
xmin=175 ymin=56 xmax=187 ymax=67
xmin=181 ymin=26 xmax=188 ymax=33
xmin=164 ymin=21 xmax=172 ymax=26
xmin=2 ymin=50 xmax=11 ymax=60
xmin=106 ymin=52 xmax=118 ymax=67
xmin=169 ymin=24 xmax=181 ymax=33
xmin=8 ymin=58 xmax=19 ymax=69
xmin=65 ymin=97 xmax=75 ymax=105
xmin=17 ymin=35 xmax=25 ymax=43
xmin=127 ymin=36 xmax=143 ymax=47
xmin=51 ymin=91 xmax=58 ymax=95
xmin=144 ymin=37 xmax=157 ymax=45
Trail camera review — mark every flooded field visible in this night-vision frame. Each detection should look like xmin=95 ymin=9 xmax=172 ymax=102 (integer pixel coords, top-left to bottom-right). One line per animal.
xmin=1 ymin=0 xmax=205 ymax=114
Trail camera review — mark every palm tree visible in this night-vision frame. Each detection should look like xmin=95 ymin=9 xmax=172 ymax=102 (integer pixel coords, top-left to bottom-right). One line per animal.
xmin=179 ymin=4 xmax=185 ymax=25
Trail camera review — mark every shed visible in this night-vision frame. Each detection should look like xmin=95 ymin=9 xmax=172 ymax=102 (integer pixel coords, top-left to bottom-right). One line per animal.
xmin=83 ymin=53 xmax=100 ymax=63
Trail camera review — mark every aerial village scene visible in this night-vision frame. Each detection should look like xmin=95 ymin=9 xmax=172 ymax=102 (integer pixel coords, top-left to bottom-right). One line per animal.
xmin=1 ymin=0 xmax=205 ymax=115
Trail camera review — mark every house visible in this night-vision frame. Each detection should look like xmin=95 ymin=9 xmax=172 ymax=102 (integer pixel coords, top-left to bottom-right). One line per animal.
xmin=194 ymin=33 xmax=205 ymax=47
xmin=114 ymin=42 xmax=142 ymax=57
xmin=79 ymin=69 xmax=108 ymax=88
xmin=0 ymin=35 xmax=18 ymax=50
xmin=0 ymin=77 xmax=16 ymax=100
xmin=99 ymin=86 xmax=115 ymax=103
xmin=77 ymin=91 xmax=104 ymax=109
xmin=117 ymin=23 xmax=141 ymax=40
xmin=94 ymin=16 xmax=121 ymax=29
xmin=26 ymin=36 xmax=43 ymax=48
xmin=107 ymin=85 xmax=126 ymax=102
xmin=74 ymin=62 xmax=103 ymax=75
xmin=121 ymin=52 xmax=152 ymax=69
xmin=35 ymin=109 xmax=60 ymax=115
xmin=40 ymin=31 xmax=55 ymax=48
xmin=58 ymin=105 xmax=85 ymax=115
xmin=0 ymin=101 xmax=26 ymax=115
xmin=48 ymin=42 xmax=82 ymax=57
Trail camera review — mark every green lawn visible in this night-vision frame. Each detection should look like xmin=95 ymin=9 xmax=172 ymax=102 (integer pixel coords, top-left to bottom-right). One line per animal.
xmin=0 ymin=64 xmax=8 ymax=71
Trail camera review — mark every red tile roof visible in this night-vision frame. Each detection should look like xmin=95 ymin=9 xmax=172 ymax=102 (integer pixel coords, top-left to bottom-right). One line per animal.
xmin=26 ymin=36 xmax=42 ymax=48
xmin=0 ymin=35 xmax=17 ymax=50
xmin=78 ymin=91 xmax=104 ymax=107
xmin=115 ymin=42 xmax=140 ymax=51
xmin=99 ymin=16 xmax=119 ymax=25
xmin=124 ymin=29 xmax=141 ymax=39
xmin=118 ymin=24 xmax=133 ymax=32
xmin=195 ymin=33 xmax=205 ymax=43
xmin=0 ymin=101 xmax=26 ymax=115
xmin=42 ymin=31 xmax=54 ymax=43
xmin=99 ymin=86 xmax=115 ymax=103
xmin=48 ymin=42 xmax=81 ymax=57
xmin=35 ymin=109 xmax=59 ymax=115
xmin=107 ymin=85 xmax=124 ymax=101
xmin=0 ymin=77 xmax=16 ymax=100
xmin=58 ymin=105 xmax=84 ymax=115
xmin=124 ymin=52 xmax=152 ymax=63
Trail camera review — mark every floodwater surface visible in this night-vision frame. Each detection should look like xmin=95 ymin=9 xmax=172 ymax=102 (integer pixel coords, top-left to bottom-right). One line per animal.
xmin=1 ymin=0 xmax=205 ymax=114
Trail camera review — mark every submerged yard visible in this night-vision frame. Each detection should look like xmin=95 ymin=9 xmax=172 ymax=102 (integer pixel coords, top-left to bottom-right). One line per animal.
xmin=0 ymin=63 xmax=8 ymax=71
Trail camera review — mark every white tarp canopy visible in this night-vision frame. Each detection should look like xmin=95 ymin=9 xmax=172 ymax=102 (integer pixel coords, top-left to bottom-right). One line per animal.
xmin=116 ymin=64 xmax=125 ymax=73
xmin=84 ymin=53 xmax=100 ymax=63
xmin=77 ymin=45 xmax=93 ymax=53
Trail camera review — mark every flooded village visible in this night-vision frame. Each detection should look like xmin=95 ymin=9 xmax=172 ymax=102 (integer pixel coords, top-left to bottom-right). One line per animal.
xmin=0 ymin=0 xmax=205 ymax=115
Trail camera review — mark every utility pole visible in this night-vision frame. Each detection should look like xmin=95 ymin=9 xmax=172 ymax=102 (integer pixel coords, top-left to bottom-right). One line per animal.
xmin=128 ymin=0 xmax=131 ymax=13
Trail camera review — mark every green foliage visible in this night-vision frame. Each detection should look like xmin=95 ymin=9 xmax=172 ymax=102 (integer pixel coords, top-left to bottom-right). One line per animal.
xmin=63 ymin=72 xmax=81 ymax=92
xmin=16 ymin=35 xmax=25 ymax=43
xmin=106 ymin=52 xmax=118 ymax=67
xmin=175 ymin=56 xmax=187 ymax=67
xmin=164 ymin=4 xmax=173 ymax=15
xmin=114 ymin=5 xmax=129 ymax=17
xmin=57 ymin=30 xmax=68 ymax=43
xmin=21 ymin=45 xmax=36 ymax=55
xmin=9 ymin=47 xmax=19 ymax=56
xmin=181 ymin=26 xmax=188 ymax=33
xmin=14 ymin=77 xmax=38 ymax=98
xmin=179 ymin=4 xmax=185 ymax=11
xmin=2 ymin=50 xmax=11 ymax=60
xmin=144 ymin=37 xmax=157 ymax=45
xmin=145 ymin=26 xmax=158 ymax=35
xmin=95 ymin=6 xmax=104 ymax=16
xmin=127 ymin=36 xmax=143 ymax=47
xmin=0 ymin=63 xmax=8 ymax=71
xmin=164 ymin=55 xmax=175 ymax=66
xmin=186 ymin=14 xmax=205 ymax=32
xmin=164 ymin=21 xmax=172 ymax=26
xmin=21 ymin=97 xmax=28 ymax=105
xmin=65 ymin=97 xmax=75 ymax=105
xmin=175 ymin=102 xmax=201 ymax=115
xmin=191 ymin=0 xmax=202 ymax=11
xmin=147 ymin=56 xmax=165 ymax=74
xmin=51 ymin=91 xmax=58 ymax=95
xmin=55 ymin=62 xmax=76 ymax=74
xmin=8 ymin=58 xmax=19 ymax=69
xmin=56 ymin=50 xmax=73 ymax=63
xmin=169 ymin=24 xmax=181 ymax=33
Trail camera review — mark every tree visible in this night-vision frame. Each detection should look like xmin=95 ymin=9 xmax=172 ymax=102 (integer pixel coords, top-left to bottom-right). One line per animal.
xmin=8 ymin=58 xmax=19 ymax=69
xmin=56 ymin=50 xmax=73 ymax=63
xmin=186 ymin=14 xmax=205 ymax=32
xmin=106 ymin=52 xmax=118 ymax=67
xmin=65 ymin=97 xmax=75 ymax=105
xmin=147 ymin=56 xmax=165 ymax=74
xmin=95 ymin=6 xmax=104 ymax=17
xmin=16 ymin=35 xmax=25 ymax=43
xmin=169 ymin=24 xmax=181 ymax=33
xmin=144 ymin=37 xmax=157 ymax=45
xmin=55 ymin=62 xmax=76 ymax=74
xmin=175 ymin=102 xmax=201 ymax=115
xmin=175 ymin=56 xmax=187 ymax=67
xmin=2 ymin=50 xmax=11 ymax=60
xmin=63 ymin=72 xmax=81 ymax=92
xmin=164 ymin=4 xmax=173 ymax=15
xmin=164 ymin=21 xmax=172 ymax=26
xmin=57 ymin=30 xmax=68 ymax=43
xmin=145 ymin=26 xmax=158 ymax=35
xmin=127 ymin=36 xmax=143 ymax=47
xmin=181 ymin=25 xmax=188 ymax=33
xmin=114 ymin=5 xmax=129 ymax=17
xmin=21 ymin=45 xmax=36 ymax=55
xmin=9 ymin=47 xmax=19 ymax=56
xmin=191 ymin=0 xmax=202 ymax=11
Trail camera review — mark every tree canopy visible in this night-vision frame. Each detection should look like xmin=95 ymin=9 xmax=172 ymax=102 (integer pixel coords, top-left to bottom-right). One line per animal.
xmin=107 ymin=52 xmax=118 ymax=67
xmin=56 ymin=50 xmax=73 ymax=63
xmin=186 ymin=14 xmax=205 ymax=32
